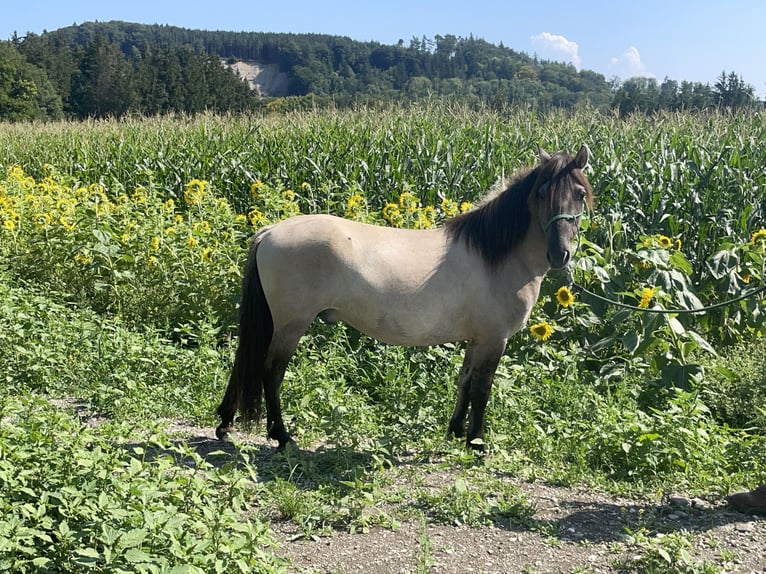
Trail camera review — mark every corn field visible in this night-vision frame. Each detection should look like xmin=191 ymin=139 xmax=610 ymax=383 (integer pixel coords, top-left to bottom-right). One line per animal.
xmin=1 ymin=105 xmax=765 ymax=572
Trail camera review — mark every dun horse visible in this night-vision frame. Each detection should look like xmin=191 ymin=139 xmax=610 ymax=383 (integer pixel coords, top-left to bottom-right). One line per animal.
xmin=216 ymin=146 xmax=593 ymax=450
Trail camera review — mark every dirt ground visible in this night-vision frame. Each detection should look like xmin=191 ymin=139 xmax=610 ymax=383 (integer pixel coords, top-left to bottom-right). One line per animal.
xmin=176 ymin=424 xmax=766 ymax=574
xmin=272 ymin=482 xmax=765 ymax=574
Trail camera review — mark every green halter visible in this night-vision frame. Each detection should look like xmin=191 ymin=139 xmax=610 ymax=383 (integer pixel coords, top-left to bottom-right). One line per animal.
xmin=543 ymin=210 xmax=584 ymax=233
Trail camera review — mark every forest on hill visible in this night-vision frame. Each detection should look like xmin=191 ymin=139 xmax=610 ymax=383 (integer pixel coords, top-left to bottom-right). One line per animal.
xmin=0 ymin=20 xmax=760 ymax=121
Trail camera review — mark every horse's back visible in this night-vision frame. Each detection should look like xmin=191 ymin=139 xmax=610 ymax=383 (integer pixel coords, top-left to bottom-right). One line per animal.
xmin=254 ymin=214 xmax=486 ymax=345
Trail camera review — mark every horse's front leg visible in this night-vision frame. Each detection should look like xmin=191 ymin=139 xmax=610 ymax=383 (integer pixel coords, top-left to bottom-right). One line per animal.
xmin=449 ymin=340 xmax=506 ymax=449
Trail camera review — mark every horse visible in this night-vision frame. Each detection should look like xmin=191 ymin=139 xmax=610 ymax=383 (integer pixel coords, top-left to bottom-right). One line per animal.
xmin=216 ymin=146 xmax=593 ymax=450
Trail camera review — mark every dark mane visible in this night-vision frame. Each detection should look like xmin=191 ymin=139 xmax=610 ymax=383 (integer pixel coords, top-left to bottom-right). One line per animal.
xmin=445 ymin=152 xmax=590 ymax=266
xmin=444 ymin=168 xmax=537 ymax=266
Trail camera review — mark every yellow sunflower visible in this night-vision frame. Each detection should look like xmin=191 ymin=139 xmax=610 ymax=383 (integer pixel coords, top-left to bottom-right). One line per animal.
xmin=657 ymin=235 xmax=672 ymax=249
xmin=530 ymin=322 xmax=554 ymax=341
xmin=556 ymin=286 xmax=575 ymax=308
xmin=638 ymin=287 xmax=655 ymax=309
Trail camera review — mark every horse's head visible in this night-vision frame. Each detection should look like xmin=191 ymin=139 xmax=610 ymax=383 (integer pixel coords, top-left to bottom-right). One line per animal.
xmin=533 ymin=145 xmax=592 ymax=269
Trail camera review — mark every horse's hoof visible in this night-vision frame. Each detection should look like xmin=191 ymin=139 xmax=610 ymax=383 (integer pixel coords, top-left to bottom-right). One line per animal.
xmin=215 ymin=425 xmax=234 ymax=441
xmin=276 ymin=436 xmax=298 ymax=453
xmin=467 ymin=437 xmax=486 ymax=452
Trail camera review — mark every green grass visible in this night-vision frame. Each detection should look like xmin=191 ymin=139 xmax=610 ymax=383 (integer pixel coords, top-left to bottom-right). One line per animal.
xmin=1 ymin=105 xmax=765 ymax=570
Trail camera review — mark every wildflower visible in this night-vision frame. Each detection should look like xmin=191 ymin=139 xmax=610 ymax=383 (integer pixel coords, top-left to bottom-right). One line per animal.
xmin=3 ymin=218 xmax=16 ymax=231
xmin=74 ymin=251 xmax=92 ymax=265
xmin=399 ymin=191 xmax=418 ymax=214
xmin=530 ymin=322 xmax=554 ymax=341
xmin=9 ymin=165 xmax=25 ymax=182
xmin=234 ymin=213 xmax=248 ymax=225
xmin=440 ymin=197 xmax=459 ymax=217
xmin=184 ymin=179 xmax=208 ymax=205
xmin=675 ymin=239 xmax=682 ymax=250
xmin=742 ymin=274 xmax=751 ymax=284
xmin=556 ymin=286 xmax=575 ymax=308
xmin=247 ymin=208 xmax=266 ymax=227
xmin=202 ymin=247 xmax=213 ymax=263
xmin=187 ymin=236 xmax=198 ymax=249
xmin=638 ymin=287 xmax=655 ymax=309
xmin=147 ymin=256 xmax=158 ymax=268
xmin=132 ymin=187 xmax=147 ymax=203
xmin=249 ymin=180 xmax=264 ymax=198
xmin=163 ymin=198 xmax=176 ymax=212
xmin=345 ymin=193 xmax=366 ymax=219
xmin=657 ymin=235 xmax=672 ymax=249
xmin=56 ymin=198 xmax=77 ymax=215
xmin=750 ymin=229 xmax=766 ymax=246
xmin=34 ymin=213 xmax=53 ymax=228
xmin=459 ymin=201 xmax=473 ymax=213
xmin=193 ymin=221 xmax=212 ymax=234
xmin=59 ymin=216 xmax=76 ymax=231
xmin=300 ymin=182 xmax=311 ymax=192
xmin=382 ymin=203 xmax=403 ymax=227
xmin=281 ymin=189 xmax=296 ymax=203
xmin=415 ymin=206 xmax=437 ymax=229
xmin=151 ymin=236 xmax=161 ymax=251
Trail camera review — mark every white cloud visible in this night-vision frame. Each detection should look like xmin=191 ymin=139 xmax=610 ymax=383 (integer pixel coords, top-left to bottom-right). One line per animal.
xmin=530 ymin=32 xmax=581 ymax=70
xmin=608 ymin=46 xmax=654 ymax=79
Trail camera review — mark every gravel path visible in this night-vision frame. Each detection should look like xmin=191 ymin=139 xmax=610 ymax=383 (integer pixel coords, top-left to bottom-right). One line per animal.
xmin=274 ymin=480 xmax=765 ymax=573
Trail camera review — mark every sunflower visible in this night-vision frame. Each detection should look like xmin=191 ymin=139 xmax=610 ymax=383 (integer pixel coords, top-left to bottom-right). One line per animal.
xmin=556 ymin=286 xmax=575 ymax=308
xmin=249 ymin=180 xmax=264 ymax=198
xmin=638 ymin=287 xmax=655 ymax=309
xmin=184 ymin=179 xmax=208 ymax=205
xmin=344 ymin=193 xmax=366 ymax=219
xmin=657 ymin=235 xmax=672 ymax=249
xmin=530 ymin=322 xmax=554 ymax=341
xmin=382 ymin=203 xmax=403 ymax=226
xmin=750 ymin=228 xmax=766 ymax=246
xmin=440 ymin=197 xmax=459 ymax=217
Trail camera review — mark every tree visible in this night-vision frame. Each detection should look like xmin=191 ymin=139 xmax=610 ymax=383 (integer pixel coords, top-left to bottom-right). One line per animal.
xmin=0 ymin=41 xmax=63 ymax=121
xmin=714 ymin=70 xmax=756 ymax=110
xmin=70 ymin=35 xmax=136 ymax=117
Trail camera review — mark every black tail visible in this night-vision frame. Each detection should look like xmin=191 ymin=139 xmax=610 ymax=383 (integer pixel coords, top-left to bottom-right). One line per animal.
xmin=216 ymin=236 xmax=273 ymax=433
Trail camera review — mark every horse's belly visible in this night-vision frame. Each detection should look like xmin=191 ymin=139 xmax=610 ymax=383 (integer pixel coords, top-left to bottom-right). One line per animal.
xmin=327 ymin=289 xmax=475 ymax=346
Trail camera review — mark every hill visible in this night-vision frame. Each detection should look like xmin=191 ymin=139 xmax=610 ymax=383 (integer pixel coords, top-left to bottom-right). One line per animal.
xmin=0 ymin=20 xmax=759 ymax=121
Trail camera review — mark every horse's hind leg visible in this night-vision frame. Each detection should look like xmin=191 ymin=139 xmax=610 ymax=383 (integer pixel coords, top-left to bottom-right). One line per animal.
xmin=263 ymin=359 xmax=294 ymax=450
xmin=263 ymin=322 xmax=308 ymax=450
xmin=448 ymin=346 xmax=475 ymax=438
xmin=215 ymin=379 xmax=239 ymax=440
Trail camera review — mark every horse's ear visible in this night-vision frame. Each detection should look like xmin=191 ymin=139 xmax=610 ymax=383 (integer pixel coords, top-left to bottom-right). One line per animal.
xmin=574 ymin=145 xmax=589 ymax=169
xmin=538 ymin=147 xmax=552 ymax=163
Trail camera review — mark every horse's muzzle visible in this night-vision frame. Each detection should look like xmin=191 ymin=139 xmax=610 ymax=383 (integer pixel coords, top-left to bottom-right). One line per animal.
xmin=547 ymin=248 xmax=571 ymax=269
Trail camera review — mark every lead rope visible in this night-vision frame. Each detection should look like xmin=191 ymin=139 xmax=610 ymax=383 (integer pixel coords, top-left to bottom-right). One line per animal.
xmin=564 ymin=218 xmax=766 ymax=315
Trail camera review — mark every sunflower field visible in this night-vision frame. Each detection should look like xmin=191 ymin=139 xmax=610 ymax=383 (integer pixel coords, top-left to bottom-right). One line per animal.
xmin=1 ymin=105 xmax=765 ymax=571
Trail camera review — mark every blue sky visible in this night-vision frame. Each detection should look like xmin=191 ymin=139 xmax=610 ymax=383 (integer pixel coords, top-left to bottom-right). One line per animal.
xmin=3 ymin=1 xmax=765 ymax=97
